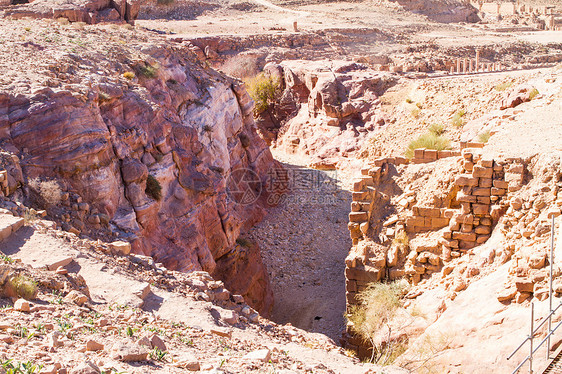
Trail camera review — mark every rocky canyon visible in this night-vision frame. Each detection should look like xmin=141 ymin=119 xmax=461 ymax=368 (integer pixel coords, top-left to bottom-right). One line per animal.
xmin=0 ymin=0 xmax=562 ymax=373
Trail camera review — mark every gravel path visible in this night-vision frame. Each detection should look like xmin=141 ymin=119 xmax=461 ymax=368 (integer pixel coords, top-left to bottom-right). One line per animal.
xmin=248 ymin=151 xmax=353 ymax=343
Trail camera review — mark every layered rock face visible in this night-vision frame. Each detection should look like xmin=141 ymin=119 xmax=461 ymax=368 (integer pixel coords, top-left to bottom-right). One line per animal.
xmin=0 ymin=22 xmax=277 ymax=314
xmin=391 ymin=0 xmax=479 ymax=23
xmin=3 ymin=0 xmax=140 ymax=24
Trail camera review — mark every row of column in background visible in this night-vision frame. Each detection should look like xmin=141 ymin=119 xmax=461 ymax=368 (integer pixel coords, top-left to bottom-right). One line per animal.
xmin=450 ymin=51 xmax=501 ymax=75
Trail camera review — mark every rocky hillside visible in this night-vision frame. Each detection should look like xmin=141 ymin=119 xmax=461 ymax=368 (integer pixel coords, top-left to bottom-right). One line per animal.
xmin=0 ymin=209 xmax=391 ymax=373
xmin=0 ymin=18 xmax=279 ymax=315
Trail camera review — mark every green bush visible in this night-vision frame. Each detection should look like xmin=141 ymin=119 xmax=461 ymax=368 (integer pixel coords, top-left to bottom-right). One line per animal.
xmin=529 ymin=88 xmax=539 ymax=100
xmin=347 ymin=281 xmax=409 ymax=364
xmin=405 ymin=132 xmax=451 ymax=159
xmin=1 ymin=359 xmax=43 ymax=374
xmin=244 ymin=73 xmax=281 ymax=114
xmin=145 ymin=175 xmax=162 ymax=201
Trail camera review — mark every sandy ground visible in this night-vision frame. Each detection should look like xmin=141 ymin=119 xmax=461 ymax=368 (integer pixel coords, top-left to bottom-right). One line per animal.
xmin=248 ymin=150 xmax=353 ymax=343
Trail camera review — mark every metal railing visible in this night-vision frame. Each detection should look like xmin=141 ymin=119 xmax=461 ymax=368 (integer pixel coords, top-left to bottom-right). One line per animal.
xmin=507 ymin=301 xmax=562 ymax=374
xmin=507 ymin=215 xmax=558 ymax=374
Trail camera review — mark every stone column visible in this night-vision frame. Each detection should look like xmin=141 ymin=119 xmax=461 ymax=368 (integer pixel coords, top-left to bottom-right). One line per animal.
xmin=457 ymin=58 xmax=461 ymax=74
xmin=487 ymin=63 xmax=491 ymax=71
xmin=293 ymin=21 xmax=298 ymax=32
xmin=513 ymin=3 xmax=517 ymax=15
xmin=450 ymin=65 xmax=454 ymax=74
xmin=549 ymin=15 xmax=555 ymax=31
xmin=469 ymin=59 xmax=473 ymax=73
xmin=475 ymin=49 xmax=480 ymax=73
xmin=463 ymin=58 xmax=467 ymax=73
xmin=497 ymin=3 xmax=501 ymax=16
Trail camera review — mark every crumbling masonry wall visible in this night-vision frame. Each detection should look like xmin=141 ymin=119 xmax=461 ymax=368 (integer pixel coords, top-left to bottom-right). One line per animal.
xmin=341 ymin=147 xmax=529 ymax=355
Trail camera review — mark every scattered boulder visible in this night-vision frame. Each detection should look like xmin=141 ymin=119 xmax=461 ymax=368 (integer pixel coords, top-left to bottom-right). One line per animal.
xmin=515 ymin=278 xmax=534 ymax=293
xmin=243 ymin=349 xmax=271 ymax=363
xmin=109 ymin=241 xmax=131 ymax=256
xmin=500 ymin=85 xmax=535 ymax=110
xmin=70 ymin=361 xmax=100 ymax=374
xmin=173 ymin=353 xmax=200 ymax=371
xmin=64 ymin=290 xmax=88 ymax=306
xmin=47 ymin=331 xmax=64 ymax=348
xmin=497 ymin=287 xmax=517 ymax=302
xmin=112 ymin=341 xmax=149 ymax=362
xmin=86 ymin=339 xmax=104 ymax=352
xmin=14 ymin=298 xmax=30 ymax=312
xmin=210 ymin=328 xmax=232 ymax=339
xmin=47 ymin=256 xmax=74 ymax=271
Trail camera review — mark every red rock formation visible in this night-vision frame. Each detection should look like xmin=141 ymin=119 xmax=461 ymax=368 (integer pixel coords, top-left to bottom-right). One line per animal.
xmin=259 ymin=60 xmax=397 ymax=168
xmin=4 ymin=0 xmax=140 ymax=24
xmin=0 ymin=35 xmax=278 ymax=314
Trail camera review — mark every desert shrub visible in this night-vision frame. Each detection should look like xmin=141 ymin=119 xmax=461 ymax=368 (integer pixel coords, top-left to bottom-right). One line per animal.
xmin=219 ymin=55 xmax=259 ymax=80
xmin=138 ymin=64 xmax=158 ymax=79
xmin=244 ymin=73 xmax=281 ymax=114
xmin=494 ymin=81 xmax=513 ymax=91
xmin=145 ymin=175 xmax=162 ymax=201
xmin=1 ymin=360 xmax=43 ymax=374
xmin=392 ymin=231 xmax=409 ymax=250
xmin=397 ymin=332 xmax=453 ymax=372
xmin=450 ymin=109 xmax=466 ymax=128
xmin=410 ymin=108 xmax=421 ymax=118
xmin=477 ymin=130 xmax=491 ymax=143
xmin=0 ymin=253 xmax=14 ymax=264
xmin=123 ymin=71 xmax=135 ymax=80
xmin=428 ymin=123 xmax=445 ymax=136
xmin=347 ymin=280 xmax=410 ymax=364
xmin=405 ymin=132 xmax=451 ymax=159
xmin=28 ymin=178 xmax=62 ymax=207
xmin=236 ymin=237 xmax=252 ymax=248
xmin=529 ymin=88 xmax=539 ymax=100
xmin=405 ymin=98 xmax=414 ymax=104
xmin=9 ymin=275 xmax=38 ymax=300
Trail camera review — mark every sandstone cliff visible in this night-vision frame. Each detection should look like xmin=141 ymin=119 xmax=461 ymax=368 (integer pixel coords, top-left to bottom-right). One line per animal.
xmin=0 ymin=19 xmax=277 ymax=315
xmin=2 ymin=0 xmax=140 ymax=24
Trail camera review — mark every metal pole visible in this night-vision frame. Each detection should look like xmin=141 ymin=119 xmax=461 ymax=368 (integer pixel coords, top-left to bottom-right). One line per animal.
xmin=530 ymin=302 xmax=534 ymax=374
xmin=548 ymin=214 xmax=556 ymax=359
